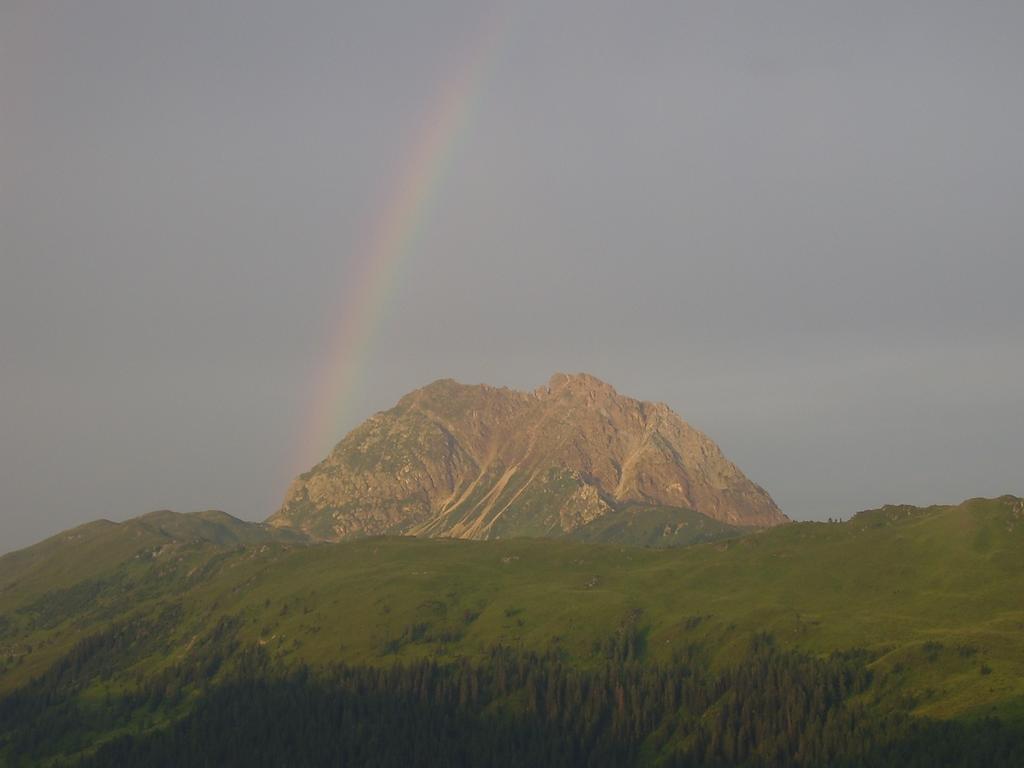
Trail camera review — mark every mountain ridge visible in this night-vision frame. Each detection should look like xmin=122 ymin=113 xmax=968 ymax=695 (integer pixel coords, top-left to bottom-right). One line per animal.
xmin=269 ymin=373 xmax=787 ymax=540
xmin=0 ymin=508 xmax=306 ymax=597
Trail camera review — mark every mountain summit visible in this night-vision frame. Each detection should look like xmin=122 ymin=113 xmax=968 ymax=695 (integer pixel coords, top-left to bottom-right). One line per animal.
xmin=269 ymin=373 xmax=786 ymax=540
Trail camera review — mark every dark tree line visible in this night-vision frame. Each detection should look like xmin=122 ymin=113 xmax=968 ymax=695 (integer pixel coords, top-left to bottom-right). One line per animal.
xmin=1 ymin=623 xmax=1022 ymax=767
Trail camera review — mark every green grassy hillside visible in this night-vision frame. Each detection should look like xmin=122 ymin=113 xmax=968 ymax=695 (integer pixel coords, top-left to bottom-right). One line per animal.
xmin=0 ymin=509 xmax=304 ymax=601
xmin=569 ymin=504 xmax=743 ymax=547
xmin=3 ymin=497 xmax=1023 ymax=713
xmin=1 ymin=496 xmax=1023 ymax=763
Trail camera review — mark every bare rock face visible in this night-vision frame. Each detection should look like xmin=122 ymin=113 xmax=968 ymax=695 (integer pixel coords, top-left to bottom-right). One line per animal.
xmin=268 ymin=373 xmax=787 ymax=540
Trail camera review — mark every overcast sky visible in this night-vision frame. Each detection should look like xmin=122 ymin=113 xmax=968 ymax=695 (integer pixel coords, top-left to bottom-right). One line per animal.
xmin=2 ymin=1 xmax=1022 ymax=553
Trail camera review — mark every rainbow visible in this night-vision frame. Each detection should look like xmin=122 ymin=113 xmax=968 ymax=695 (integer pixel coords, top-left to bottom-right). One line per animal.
xmin=295 ymin=16 xmax=504 ymax=469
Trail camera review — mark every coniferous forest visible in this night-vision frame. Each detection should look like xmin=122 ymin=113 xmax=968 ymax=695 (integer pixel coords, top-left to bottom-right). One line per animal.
xmin=2 ymin=618 xmax=1023 ymax=767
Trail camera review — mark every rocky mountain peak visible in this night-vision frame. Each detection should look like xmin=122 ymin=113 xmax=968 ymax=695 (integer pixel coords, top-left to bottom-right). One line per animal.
xmin=544 ymin=371 xmax=618 ymax=396
xmin=269 ymin=374 xmax=787 ymax=541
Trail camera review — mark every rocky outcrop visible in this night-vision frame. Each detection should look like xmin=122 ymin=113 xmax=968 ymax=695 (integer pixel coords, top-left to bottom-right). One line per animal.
xmin=268 ymin=373 xmax=787 ymax=540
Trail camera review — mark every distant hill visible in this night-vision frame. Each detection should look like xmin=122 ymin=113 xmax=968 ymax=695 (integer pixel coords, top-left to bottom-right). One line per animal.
xmin=269 ymin=373 xmax=786 ymax=541
xmin=0 ymin=509 xmax=305 ymax=599
xmin=568 ymin=503 xmax=744 ymax=547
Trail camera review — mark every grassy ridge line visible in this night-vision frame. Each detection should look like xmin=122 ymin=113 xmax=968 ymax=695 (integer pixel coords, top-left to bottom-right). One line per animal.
xmin=0 ymin=510 xmax=308 ymax=693
xmin=1 ymin=497 xmax=1023 ymax=721
xmin=0 ymin=510 xmax=304 ymax=601
xmin=569 ymin=504 xmax=743 ymax=546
